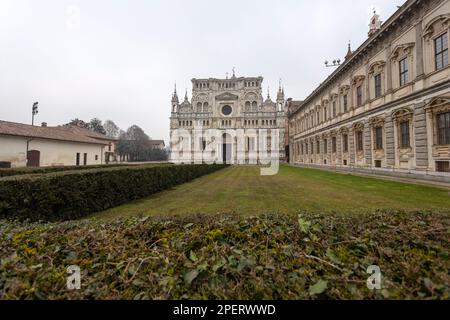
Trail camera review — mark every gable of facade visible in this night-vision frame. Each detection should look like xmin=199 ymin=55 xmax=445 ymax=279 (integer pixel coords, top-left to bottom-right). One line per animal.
xmin=169 ymin=75 xmax=287 ymax=164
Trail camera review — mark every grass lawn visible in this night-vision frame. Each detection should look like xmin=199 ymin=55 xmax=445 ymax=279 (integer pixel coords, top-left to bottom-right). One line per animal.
xmin=95 ymin=165 xmax=450 ymax=220
xmin=2 ymin=165 xmax=449 ymax=300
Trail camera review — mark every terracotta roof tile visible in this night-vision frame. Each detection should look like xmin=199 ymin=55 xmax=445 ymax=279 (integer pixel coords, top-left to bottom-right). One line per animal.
xmin=0 ymin=120 xmax=111 ymax=145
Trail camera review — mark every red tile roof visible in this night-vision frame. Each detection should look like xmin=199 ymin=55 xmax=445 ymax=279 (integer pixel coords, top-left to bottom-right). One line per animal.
xmin=0 ymin=120 xmax=112 ymax=145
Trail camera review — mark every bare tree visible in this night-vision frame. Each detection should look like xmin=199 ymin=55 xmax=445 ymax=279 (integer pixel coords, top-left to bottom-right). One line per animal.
xmin=103 ymin=120 xmax=120 ymax=138
xmin=116 ymin=125 xmax=167 ymax=162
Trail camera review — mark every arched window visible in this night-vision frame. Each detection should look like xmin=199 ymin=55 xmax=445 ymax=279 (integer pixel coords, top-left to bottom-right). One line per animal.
xmin=197 ymin=102 xmax=202 ymax=112
xmin=203 ymin=102 xmax=209 ymax=112
xmin=252 ymin=101 xmax=257 ymax=111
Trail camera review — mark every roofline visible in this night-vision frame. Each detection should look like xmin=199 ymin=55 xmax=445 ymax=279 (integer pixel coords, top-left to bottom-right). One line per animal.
xmin=0 ymin=133 xmax=109 ymax=146
xmin=191 ymin=76 xmax=264 ymax=82
xmin=293 ymin=0 xmax=418 ymax=116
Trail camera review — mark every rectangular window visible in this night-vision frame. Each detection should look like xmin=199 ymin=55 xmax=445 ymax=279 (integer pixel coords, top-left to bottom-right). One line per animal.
xmin=311 ymin=142 xmax=314 ymax=154
xmin=83 ymin=153 xmax=87 ymax=166
xmin=375 ymin=127 xmax=383 ymax=149
xmin=305 ymin=143 xmax=308 ymax=155
xmin=435 ymin=32 xmax=449 ymax=70
xmin=200 ymin=138 xmax=206 ymax=151
xmin=356 ymin=131 xmax=364 ymax=151
xmin=343 ymin=95 xmax=348 ymax=112
xmin=375 ymin=160 xmax=382 ymax=168
xmin=436 ymin=161 xmax=450 ymax=172
xmin=400 ymin=121 xmax=410 ymax=148
xmin=437 ymin=111 xmax=450 ymax=145
xmin=399 ymin=57 xmax=408 ymax=86
xmin=356 ymin=86 xmax=363 ymax=107
xmin=374 ymin=74 xmax=382 ymax=98
xmin=76 ymin=153 xmax=80 ymax=166
xmin=316 ymin=141 xmax=320 ymax=154
xmin=324 ymin=139 xmax=328 ymax=154
xmin=343 ymin=134 xmax=348 ymax=152
xmin=333 ymin=101 xmax=337 ymax=117
xmin=332 ymin=137 xmax=337 ymax=153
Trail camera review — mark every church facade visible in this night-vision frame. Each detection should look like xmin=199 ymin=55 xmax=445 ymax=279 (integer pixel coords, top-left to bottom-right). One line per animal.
xmin=170 ymin=74 xmax=286 ymax=164
xmin=288 ymin=0 xmax=450 ymax=180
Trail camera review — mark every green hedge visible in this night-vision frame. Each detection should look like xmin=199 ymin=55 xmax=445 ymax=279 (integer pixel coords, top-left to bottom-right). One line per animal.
xmin=0 ymin=164 xmax=228 ymax=221
xmin=0 ymin=163 xmax=171 ymax=178
xmin=1 ymin=211 xmax=448 ymax=299
xmin=0 ymin=162 xmax=11 ymax=169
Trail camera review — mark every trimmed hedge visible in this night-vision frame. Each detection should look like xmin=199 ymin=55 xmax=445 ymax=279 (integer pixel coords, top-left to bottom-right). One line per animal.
xmin=1 ymin=211 xmax=448 ymax=299
xmin=0 ymin=164 xmax=228 ymax=221
xmin=0 ymin=163 xmax=171 ymax=178
xmin=0 ymin=162 xmax=11 ymax=169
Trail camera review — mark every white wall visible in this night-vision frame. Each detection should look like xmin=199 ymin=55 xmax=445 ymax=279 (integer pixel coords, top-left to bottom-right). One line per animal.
xmin=0 ymin=135 xmax=105 ymax=167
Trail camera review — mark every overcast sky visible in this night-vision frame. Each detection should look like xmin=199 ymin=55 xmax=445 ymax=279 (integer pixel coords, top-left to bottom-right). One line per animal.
xmin=0 ymin=0 xmax=403 ymax=143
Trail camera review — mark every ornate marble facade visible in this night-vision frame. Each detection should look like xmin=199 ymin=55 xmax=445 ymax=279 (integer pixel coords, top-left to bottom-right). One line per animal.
xmin=288 ymin=0 xmax=450 ymax=177
xmin=170 ymin=74 xmax=286 ymax=164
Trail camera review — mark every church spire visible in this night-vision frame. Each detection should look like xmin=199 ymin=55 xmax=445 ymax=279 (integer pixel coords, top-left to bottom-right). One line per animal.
xmin=277 ymin=79 xmax=285 ymax=110
xmin=345 ymin=41 xmax=353 ymax=60
xmin=171 ymin=82 xmax=179 ymax=104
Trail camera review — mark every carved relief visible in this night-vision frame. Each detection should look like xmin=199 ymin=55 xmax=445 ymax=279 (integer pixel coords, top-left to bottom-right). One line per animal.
xmin=390 ymin=43 xmax=415 ymax=61
xmin=352 ymin=75 xmax=365 ymax=86
xmin=423 ymin=14 xmax=450 ymax=41
xmin=368 ymin=61 xmax=386 ymax=75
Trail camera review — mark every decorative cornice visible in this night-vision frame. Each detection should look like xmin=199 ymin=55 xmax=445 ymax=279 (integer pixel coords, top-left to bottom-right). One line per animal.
xmin=290 ymin=0 xmax=428 ymax=117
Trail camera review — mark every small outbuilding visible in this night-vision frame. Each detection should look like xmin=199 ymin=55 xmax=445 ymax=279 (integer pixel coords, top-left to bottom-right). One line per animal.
xmin=0 ymin=120 xmax=116 ymax=168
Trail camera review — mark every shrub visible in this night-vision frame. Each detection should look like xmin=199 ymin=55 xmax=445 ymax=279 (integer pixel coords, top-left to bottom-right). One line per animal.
xmin=0 ymin=162 xmax=11 ymax=169
xmin=0 ymin=211 xmax=448 ymax=299
xmin=0 ymin=164 xmax=228 ymax=221
xmin=0 ymin=163 xmax=170 ymax=178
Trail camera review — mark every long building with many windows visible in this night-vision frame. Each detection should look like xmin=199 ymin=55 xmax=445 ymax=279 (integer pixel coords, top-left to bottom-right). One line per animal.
xmin=288 ymin=0 xmax=450 ymax=181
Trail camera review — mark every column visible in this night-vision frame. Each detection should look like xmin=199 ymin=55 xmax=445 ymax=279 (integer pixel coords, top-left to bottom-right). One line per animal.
xmin=414 ymin=102 xmax=429 ymax=168
xmin=385 ymin=114 xmax=395 ymax=167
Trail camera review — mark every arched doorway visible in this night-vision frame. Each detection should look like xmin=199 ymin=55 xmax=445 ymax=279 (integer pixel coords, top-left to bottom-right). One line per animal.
xmin=222 ymin=133 xmax=232 ymax=164
xmin=27 ymin=150 xmax=40 ymax=167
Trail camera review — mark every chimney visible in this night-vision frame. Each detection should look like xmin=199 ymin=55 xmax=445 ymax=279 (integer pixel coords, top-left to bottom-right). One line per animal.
xmin=41 ymin=122 xmax=47 ymax=127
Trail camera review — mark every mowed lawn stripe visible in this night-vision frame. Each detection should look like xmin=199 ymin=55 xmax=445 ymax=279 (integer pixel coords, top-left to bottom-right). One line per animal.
xmin=93 ymin=165 xmax=450 ymax=220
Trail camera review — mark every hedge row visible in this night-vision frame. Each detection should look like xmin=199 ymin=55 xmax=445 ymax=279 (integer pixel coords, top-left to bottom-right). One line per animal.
xmin=0 ymin=164 xmax=228 ymax=221
xmin=1 ymin=210 xmax=448 ymax=299
xmin=0 ymin=162 xmax=11 ymax=169
xmin=0 ymin=163 xmax=170 ymax=178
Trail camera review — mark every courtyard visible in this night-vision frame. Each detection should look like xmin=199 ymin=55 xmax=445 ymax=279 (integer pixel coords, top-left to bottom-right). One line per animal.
xmin=96 ymin=165 xmax=450 ymax=220
xmin=1 ymin=164 xmax=449 ymax=300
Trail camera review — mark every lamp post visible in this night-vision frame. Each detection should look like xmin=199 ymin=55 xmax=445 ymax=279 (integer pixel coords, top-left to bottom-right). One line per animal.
xmin=324 ymin=59 xmax=341 ymax=68
xmin=32 ymin=102 xmax=39 ymax=126
xmin=27 ymin=102 xmax=39 ymax=166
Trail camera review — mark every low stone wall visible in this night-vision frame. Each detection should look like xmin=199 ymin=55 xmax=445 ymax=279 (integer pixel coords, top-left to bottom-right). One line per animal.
xmin=290 ymin=163 xmax=450 ymax=184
